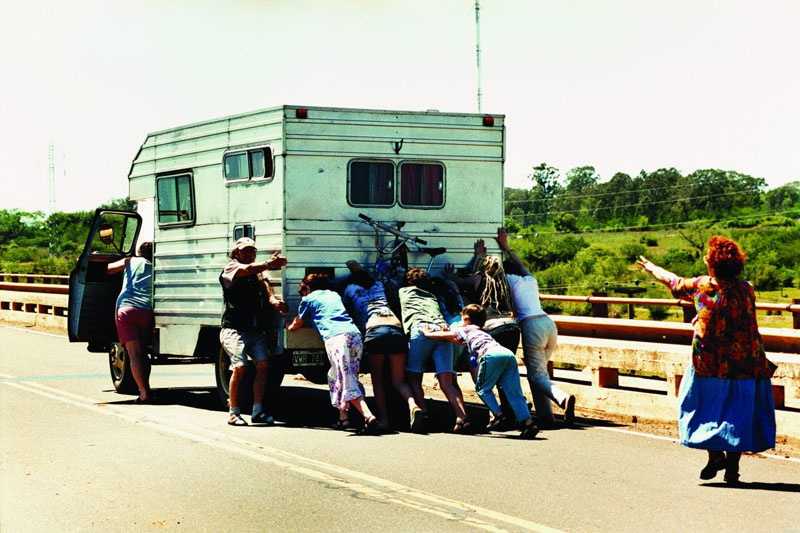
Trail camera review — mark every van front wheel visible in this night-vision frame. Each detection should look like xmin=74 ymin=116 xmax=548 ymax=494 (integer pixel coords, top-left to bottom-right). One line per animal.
xmin=109 ymin=343 xmax=138 ymax=394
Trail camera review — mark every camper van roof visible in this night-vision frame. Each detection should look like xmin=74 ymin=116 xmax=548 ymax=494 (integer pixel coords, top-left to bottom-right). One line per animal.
xmin=145 ymin=105 xmax=505 ymax=137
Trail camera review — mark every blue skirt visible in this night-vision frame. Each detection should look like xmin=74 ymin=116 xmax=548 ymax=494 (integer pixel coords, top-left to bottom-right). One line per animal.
xmin=678 ymin=366 xmax=776 ymax=453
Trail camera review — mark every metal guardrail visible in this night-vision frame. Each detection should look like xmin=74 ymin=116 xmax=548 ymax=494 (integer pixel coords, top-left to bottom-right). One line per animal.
xmin=0 ymin=273 xmax=69 ymax=284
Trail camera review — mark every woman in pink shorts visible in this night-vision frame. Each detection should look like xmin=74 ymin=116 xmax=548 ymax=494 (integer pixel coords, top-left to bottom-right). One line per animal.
xmin=108 ymin=241 xmax=154 ymax=402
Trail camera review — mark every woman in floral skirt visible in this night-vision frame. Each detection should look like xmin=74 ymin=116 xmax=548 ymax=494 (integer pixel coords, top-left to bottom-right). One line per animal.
xmin=287 ymin=273 xmax=378 ymax=433
xmin=638 ymin=236 xmax=776 ymax=483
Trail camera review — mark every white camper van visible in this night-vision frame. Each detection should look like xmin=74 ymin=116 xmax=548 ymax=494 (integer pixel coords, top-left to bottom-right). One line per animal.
xmin=68 ymin=105 xmax=505 ymax=405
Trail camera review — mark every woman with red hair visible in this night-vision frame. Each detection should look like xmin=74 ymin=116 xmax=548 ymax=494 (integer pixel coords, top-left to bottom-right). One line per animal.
xmin=638 ymin=236 xmax=776 ymax=484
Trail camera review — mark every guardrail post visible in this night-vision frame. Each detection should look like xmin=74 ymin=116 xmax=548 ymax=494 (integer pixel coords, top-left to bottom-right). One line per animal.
xmin=793 ymin=299 xmax=800 ymax=329
xmin=683 ymin=306 xmax=696 ymax=323
xmin=591 ymin=291 xmax=608 ymax=318
xmin=591 ymin=367 xmax=619 ymax=388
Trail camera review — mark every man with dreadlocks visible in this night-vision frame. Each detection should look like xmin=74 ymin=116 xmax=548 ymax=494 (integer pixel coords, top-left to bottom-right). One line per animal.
xmin=495 ymin=227 xmax=576 ymax=428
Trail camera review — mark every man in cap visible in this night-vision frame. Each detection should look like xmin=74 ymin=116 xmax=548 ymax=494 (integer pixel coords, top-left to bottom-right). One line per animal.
xmin=220 ymin=237 xmax=288 ymax=425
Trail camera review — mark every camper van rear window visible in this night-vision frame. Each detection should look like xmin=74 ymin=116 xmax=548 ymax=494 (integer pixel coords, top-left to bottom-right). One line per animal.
xmin=224 ymin=146 xmax=273 ymax=182
xmin=399 ymin=163 xmax=444 ymax=208
xmin=348 ymin=160 xmax=395 ymax=206
xmin=156 ymin=173 xmax=195 ymax=226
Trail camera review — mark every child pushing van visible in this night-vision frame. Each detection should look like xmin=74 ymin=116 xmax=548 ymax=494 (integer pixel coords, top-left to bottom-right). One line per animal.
xmin=421 ymin=304 xmax=539 ymax=439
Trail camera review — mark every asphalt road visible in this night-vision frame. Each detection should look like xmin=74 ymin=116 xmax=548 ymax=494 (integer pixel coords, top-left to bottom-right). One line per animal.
xmin=1 ymin=324 xmax=799 ymax=532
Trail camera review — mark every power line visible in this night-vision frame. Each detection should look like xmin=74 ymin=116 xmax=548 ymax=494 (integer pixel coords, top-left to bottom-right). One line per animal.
xmin=505 ymin=173 xmax=765 ymax=204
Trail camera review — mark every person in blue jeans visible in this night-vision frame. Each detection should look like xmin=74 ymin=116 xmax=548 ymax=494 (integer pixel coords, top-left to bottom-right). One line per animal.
xmin=422 ymin=304 xmax=539 ymax=439
xmin=399 ymin=268 xmax=469 ymax=432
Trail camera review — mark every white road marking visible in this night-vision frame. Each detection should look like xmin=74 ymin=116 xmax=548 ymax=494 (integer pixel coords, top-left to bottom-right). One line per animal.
xmin=0 ymin=324 xmax=66 ymax=338
xmin=3 ymin=377 xmax=563 ymax=533
xmin=582 ymin=422 xmax=800 ymax=464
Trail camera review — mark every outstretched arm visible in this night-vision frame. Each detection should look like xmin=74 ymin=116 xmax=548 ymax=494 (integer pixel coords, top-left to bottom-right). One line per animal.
xmin=494 ymin=227 xmax=530 ymax=276
xmin=107 ymin=257 xmax=130 ymax=275
xmin=286 ymin=316 xmax=304 ymax=331
xmin=637 ymin=256 xmax=678 ymax=288
xmin=420 ymin=327 xmax=465 ymax=345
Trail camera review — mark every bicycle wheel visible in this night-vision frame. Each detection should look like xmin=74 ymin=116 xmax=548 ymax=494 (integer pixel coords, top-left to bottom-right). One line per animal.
xmin=390 ymin=240 xmax=408 ymax=278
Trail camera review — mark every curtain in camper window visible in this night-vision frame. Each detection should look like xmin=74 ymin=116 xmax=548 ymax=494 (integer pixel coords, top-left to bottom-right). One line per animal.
xmin=400 ymin=163 xmax=443 ymax=207
xmin=157 ymin=174 xmax=194 ymax=224
xmin=349 ymin=161 xmax=394 ymax=206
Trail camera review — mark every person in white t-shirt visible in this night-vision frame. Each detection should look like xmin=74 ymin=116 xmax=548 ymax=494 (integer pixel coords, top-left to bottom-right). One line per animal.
xmin=495 ymin=227 xmax=576 ymax=428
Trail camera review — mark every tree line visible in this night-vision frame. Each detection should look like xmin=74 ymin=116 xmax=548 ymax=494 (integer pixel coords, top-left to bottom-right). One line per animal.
xmin=505 ymin=164 xmax=800 ymax=233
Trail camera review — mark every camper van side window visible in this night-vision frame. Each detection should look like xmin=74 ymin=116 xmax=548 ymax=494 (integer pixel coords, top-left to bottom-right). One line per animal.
xmin=348 ymin=160 xmax=394 ymax=207
xmin=399 ymin=162 xmax=444 ymax=208
xmin=224 ymin=146 xmax=273 ymax=182
xmin=156 ymin=173 xmax=195 ymax=226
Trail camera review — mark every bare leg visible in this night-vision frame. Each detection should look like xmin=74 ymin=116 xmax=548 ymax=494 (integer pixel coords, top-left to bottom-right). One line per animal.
xmin=253 ymin=360 xmax=268 ymax=406
xmin=389 ymin=353 xmax=418 ymax=410
xmin=436 ymin=372 xmax=467 ymax=421
xmin=124 ymin=339 xmax=152 ymax=401
xmin=406 ymin=371 xmax=427 ymax=413
xmin=228 ymin=365 xmax=245 ymax=409
xmin=368 ymin=353 xmax=389 ymax=425
xmin=349 ymin=395 xmax=374 ymax=420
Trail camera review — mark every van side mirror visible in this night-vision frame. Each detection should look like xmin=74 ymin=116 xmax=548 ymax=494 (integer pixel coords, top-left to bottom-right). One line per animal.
xmin=98 ymin=223 xmax=115 ymax=245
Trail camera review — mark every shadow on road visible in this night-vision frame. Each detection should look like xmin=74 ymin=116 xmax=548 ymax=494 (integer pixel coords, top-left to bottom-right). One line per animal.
xmin=102 ymin=382 xmax=625 ymax=438
xmin=702 ymin=481 xmax=800 ymax=493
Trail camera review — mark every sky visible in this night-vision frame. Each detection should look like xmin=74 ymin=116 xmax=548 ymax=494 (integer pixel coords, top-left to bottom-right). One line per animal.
xmin=1 ymin=0 xmax=798 ymax=214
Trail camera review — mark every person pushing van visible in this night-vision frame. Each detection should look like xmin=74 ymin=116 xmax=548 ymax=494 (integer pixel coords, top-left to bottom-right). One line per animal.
xmin=219 ymin=237 xmax=287 ymax=426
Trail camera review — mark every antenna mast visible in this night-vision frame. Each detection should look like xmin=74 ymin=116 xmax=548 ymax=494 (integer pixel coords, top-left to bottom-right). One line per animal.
xmin=48 ymin=143 xmax=56 ymax=214
xmin=475 ymin=0 xmax=483 ymax=113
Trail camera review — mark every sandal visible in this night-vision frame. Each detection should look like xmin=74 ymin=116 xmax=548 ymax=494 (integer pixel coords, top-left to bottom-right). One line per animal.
xmin=228 ymin=413 xmax=248 ymax=426
xmin=486 ymin=414 xmax=508 ymax=431
xmin=333 ymin=418 xmax=351 ymax=431
xmin=360 ymin=415 xmax=379 ymax=435
xmin=519 ymin=421 xmax=539 ymax=439
xmin=453 ymin=418 xmax=471 ymax=433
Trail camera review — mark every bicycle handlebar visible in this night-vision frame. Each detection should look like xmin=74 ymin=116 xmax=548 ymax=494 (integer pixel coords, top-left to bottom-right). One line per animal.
xmin=357 ymin=213 xmax=428 ymax=245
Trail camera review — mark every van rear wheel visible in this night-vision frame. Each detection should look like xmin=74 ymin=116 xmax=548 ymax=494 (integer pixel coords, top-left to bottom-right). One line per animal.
xmin=109 ymin=343 xmax=138 ymax=394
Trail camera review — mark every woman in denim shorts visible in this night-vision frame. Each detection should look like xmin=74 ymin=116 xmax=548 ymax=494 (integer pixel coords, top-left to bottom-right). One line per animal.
xmin=399 ymin=268 xmax=469 ymax=432
xmin=341 ymin=261 xmax=423 ymax=432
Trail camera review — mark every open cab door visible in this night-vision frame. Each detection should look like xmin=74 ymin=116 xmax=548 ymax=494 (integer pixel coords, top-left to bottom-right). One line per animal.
xmin=68 ymin=209 xmax=142 ymax=352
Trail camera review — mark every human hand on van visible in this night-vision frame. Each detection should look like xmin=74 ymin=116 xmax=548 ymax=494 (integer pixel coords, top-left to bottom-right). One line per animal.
xmin=345 ymin=260 xmax=363 ymax=272
xmin=474 ymin=238 xmax=487 ymax=256
xmin=495 ymin=227 xmax=509 ymax=251
xmin=266 ymin=251 xmax=287 ymax=270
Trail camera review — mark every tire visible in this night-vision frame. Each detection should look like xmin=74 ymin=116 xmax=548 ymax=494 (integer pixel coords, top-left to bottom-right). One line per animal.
xmin=109 ymin=343 xmax=138 ymax=394
xmin=213 ymin=345 xmax=257 ymax=412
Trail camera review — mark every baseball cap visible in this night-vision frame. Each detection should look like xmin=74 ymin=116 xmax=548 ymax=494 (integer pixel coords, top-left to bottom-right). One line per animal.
xmin=233 ymin=237 xmax=257 ymax=251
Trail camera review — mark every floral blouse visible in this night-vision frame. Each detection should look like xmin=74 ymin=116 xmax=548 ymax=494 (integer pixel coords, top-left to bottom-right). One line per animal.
xmin=670 ymin=276 xmax=776 ymax=379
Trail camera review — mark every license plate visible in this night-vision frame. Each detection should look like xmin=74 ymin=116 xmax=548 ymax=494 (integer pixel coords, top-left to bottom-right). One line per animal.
xmin=292 ymin=351 xmax=326 ymax=367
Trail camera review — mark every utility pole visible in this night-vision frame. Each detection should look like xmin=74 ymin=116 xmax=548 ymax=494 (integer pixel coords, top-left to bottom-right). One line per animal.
xmin=475 ymin=0 xmax=483 ymax=113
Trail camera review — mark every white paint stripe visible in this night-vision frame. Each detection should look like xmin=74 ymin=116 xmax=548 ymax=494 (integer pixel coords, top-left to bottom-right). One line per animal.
xmin=584 ymin=422 xmax=800 ymax=464
xmin=0 ymin=324 xmax=66 ymax=338
xmin=4 ymin=377 xmax=562 ymax=533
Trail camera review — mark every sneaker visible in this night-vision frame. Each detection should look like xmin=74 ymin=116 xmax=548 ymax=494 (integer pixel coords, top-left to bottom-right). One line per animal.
xmin=251 ymin=411 xmax=274 ymax=425
xmin=228 ymin=413 xmax=248 ymax=426
xmin=410 ymin=407 xmax=424 ymax=433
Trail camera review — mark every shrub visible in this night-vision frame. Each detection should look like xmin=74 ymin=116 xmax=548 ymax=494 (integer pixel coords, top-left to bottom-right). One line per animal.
xmin=647 ymin=306 xmax=670 ymax=321
xmin=619 ymin=241 xmax=646 ymax=263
